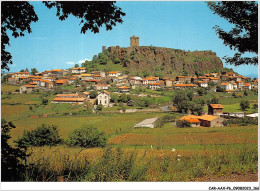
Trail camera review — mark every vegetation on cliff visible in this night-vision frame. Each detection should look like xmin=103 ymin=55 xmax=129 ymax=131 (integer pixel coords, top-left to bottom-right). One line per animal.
xmin=82 ymin=46 xmax=231 ymax=77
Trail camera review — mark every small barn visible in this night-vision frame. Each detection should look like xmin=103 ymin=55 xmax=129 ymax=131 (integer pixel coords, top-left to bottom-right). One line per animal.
xmin=134 ymin=118 xmax=158 ymax=128
xmin=198 ymin=115 xmax=224 ymax=127
xmin=208 ymin=104 xmax=224 ymax=116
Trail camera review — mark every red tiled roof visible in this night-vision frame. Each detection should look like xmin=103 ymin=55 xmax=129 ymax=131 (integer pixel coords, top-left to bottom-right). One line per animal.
xmin=53 ymin=97 xmax=85 ymax=102
xmin=210 ymin=104 xmax=224 ymax=109
xmin=118 ymin=86 xmax=130 ymax=89
xmin=103 ymin=90 xmax=110 ymax=95
xmin=24 ymin=85 xmax=36 ymax=88
xmin=174 ymin=84 xmax=197 ymax=87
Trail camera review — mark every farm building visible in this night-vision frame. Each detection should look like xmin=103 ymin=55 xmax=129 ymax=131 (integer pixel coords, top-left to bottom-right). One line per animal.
xmin=52 ymin=97 xmax=86 ymax=104
xmin=179 ymin=115 xmax=200 ymax=127
xmin=20 ymin=85 xmax=36 ymax=93
xmin=198 ymin=115 xmax=224 ymax=127
xmin=178 ymin=114 xmax=224 ymax=127
xmin=134 ymin=117 xmax=158 ymax=128
xmin=56 ymin=94 xmax=79 ymax=98
xmin=208 ymin=104 xmax=224 ymax=116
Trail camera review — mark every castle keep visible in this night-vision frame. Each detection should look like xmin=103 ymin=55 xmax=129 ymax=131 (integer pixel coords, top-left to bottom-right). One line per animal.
xmin=130 ymin=35 xmax=139 ymax=47
xmin=103 ymin=35 xmax=140 ymax=53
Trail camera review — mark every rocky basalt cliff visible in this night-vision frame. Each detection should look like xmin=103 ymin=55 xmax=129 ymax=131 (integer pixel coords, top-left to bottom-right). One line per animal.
xmin=106 ymin=46 xmax=223 ymax=76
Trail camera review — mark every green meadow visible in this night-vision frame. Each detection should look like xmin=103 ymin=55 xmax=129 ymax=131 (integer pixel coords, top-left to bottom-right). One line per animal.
xmin=1 ymin=84 xmax=258 ymax=181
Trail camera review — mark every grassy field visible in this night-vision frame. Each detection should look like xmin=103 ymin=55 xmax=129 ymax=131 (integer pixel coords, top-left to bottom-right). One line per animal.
xmin=1 ymin=83 xmax=20 ymax=93
xmin=1 ymin=84 xmax=258 ymax=181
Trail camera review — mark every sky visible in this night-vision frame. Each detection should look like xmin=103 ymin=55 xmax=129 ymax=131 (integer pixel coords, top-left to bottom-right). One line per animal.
xmin=4 ymin=1 xmax=258 ymax=77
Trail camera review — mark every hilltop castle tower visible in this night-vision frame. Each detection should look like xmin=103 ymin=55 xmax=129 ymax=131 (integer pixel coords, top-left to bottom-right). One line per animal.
xmin=130 ymin=35 xmax=139 ymax=47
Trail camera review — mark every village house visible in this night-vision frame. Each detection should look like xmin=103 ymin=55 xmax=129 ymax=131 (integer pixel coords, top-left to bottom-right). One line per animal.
xmin=54 ymin=79 xmax=69 ymax=86
xmin=243 ymin=83 xmax=252 ymax=90
xmin=97 ymin=90 xmax=110 ymax=107
xmin=81 ymin=74 xmax=93 ymax=80
xmin=72 ymin=67 xmax=86 ymax=74
xmin=45 ymin=81 xmax=54 ymax=89
xmin=11 ymin=72 xmax=30 ymax=80
xmin=43 ymin=77 xmax=55 ymax=82
xmin=20 ymin=84 xmax=36 ymax=93
xmin=209 ymin=77 xmax=220 ymax=83
xmin=197 ymin=81 xmax=208 ymax=88
xmin=198 ymin=76 xmax=210 ymax=82
xmin=175 ymin=76 xmax=192 ymax=83
xmin=82 ymin=91 xmax=90 ymax=99
xmin=68 ymin=77 xmax=76 ymax=84
xmin=118 ymin=86 xmax=130 ymax=93
xmin=91 ymin=71 xmax=106 ymax=78
xmin=232 ymin=82 xmax=238 ymax=90
xmin=19 ymin=77 xmax=29 ymax=83
xmin=129 ymin=76 xmax=143 ymax=86
xmin=148 ymin=83 xmax=161 ymax=90
xmin=236 ymin=81 xmax=244 ymax=89
xmin=174 ymin=84 xmax=198 ymax=89
xmin=108 ymin=71 xmax=119 ymax=78
xmin=93 ymin=75 xmax=102 ymax=80
xmin=142 ymin=76 xmax=159 ymax=85
xmin=29 ymin=82 xmax=38 ymax=86
xmin=94 ymin=85 xmax=110 ymax=90
xmin=221 ymin=82 xmax=233 ymax=91
xmin=208 ymin=104 xmax=224 ymax=116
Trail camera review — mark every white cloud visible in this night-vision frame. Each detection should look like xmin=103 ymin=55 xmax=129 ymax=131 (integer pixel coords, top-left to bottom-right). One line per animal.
xmin=78 ymin=58 xmax=91 ymax=64
xmin=66 ymin=61 xmax=75 ymax=65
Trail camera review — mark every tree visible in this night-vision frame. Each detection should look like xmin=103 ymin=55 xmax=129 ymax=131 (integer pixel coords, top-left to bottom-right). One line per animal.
xmin=41 ymin=98 xmax=49 ymax=105
xmin=252 ymin=103 xmax=258 ymax=110
xmin=96 ymin=104 xmax=103 ymax=112
xmin=20 ymin=69 xmax=25 ymax=72
xmin=172 ymin=90 xmax=190 ymax=113
xmin=240 ymin=100 xmax=250 ymax=111
xmin=211 ymin=97 xmax=219 ymax=104
xmin=2 ymin=1 xmax=125 ymax=70
xmin=69 ymin=125 xmax=107 ymax=148
xmin=119 ymin=93 xmax=128 ymax=103
xmin=2 ymin=119 xmax=27 ymax=181
xmin=98 ymin=53 xmax=109 ymax=65
xmin=31 ymin=68 xmax=38 ymax=75
xmin=74 ymin=64 xmax=79 ymax=68
xmin=207 ymin=1 xmax=257 ymax=66
xmin=16 ymin=124 xmax=62 ymax=147
xmin=114 ymin=57 xmax=121 ymax=64
xmin=89 ymin=91 xmax=98 ymax=99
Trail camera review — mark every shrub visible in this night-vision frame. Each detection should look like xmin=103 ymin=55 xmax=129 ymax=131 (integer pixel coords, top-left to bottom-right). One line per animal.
xmin=96 ymin=104 xmax=103 ymax=111
xmin=154 ymin=114 xmax=176 ymax=128
xmin=240 ymin=100 xmax=250 ymax=111
xmin=42 ymin=98 xmax=49 ymax=105
xmin=2 ymin=119 xmax=27 ymax=181
xmin=90 ymin=91 xmax=98 ymax=98
xmin=16 ymin=124 xmax=62 ymax=147
xmin=69 ymin=125 xmax=107 ymax=148
xmin=226 ymin=117 xmax=258 ymax=125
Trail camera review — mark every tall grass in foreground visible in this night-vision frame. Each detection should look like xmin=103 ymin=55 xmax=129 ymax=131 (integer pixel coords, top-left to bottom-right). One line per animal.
xmin=25 ymin=143 xmax=257 ymax=182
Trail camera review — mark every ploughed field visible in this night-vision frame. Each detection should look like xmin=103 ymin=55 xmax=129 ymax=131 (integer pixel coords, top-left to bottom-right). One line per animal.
xmin=1 ymin=86 xmax=258 ymax=181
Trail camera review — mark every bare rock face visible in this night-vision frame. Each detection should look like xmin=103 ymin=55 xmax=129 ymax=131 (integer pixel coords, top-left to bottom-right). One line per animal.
xmin=106 ymin=46 xmax=223 ymax=76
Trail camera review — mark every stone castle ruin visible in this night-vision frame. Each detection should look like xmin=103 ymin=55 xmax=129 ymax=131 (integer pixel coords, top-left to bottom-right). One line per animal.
xmin=102 ymin=35 xmax=139 ymax=53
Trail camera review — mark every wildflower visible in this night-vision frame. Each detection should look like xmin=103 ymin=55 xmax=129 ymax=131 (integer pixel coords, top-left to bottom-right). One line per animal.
xmin=177 ymin=158 xmax=181 ymax=161
xmin=171 ymin=148 xmax=176 ymax=152
xmin=177 ymin=154 xmax=181 ymax=157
